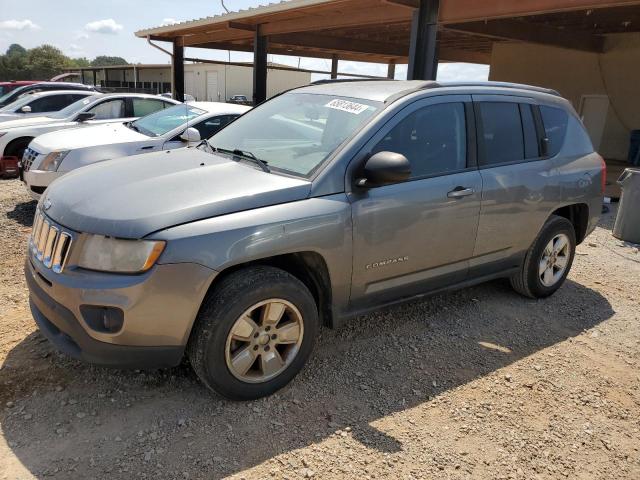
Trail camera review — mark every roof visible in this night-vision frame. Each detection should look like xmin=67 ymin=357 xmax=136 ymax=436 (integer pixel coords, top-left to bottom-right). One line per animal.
xmin=136 ymin=0 xmax=333 ymax=38
xmin=292 ymin=80 xmax=562 ymax=102
xmin=20 ymin=89 xmax=96 ymax=97
xmin=135 ymin=0 xmax=640 ymax=64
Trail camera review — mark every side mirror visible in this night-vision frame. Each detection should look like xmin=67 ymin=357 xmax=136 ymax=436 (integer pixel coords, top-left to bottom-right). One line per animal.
xmin=75 ymin=111 xmax=96 ymax=122
xmin=20 ymin=105 xmax=32 ymax=113
xmin=356 ymin=151 xmax=411 ymax=188
xmin=180 ymin=127 xmax=201 ymax=143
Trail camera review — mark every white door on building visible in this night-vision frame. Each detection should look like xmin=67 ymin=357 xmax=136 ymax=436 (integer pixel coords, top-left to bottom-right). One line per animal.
xmin=184 ymin=71 xmax=195 ymax=99
xmin=206 ymin=71 xmax=219 ymax=102
xmin=579 ymin=95 xmax=610 ymax=151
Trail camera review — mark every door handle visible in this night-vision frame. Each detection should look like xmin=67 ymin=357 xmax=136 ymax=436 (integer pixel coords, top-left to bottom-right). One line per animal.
xmin=447 ymin=187 xmax=475 ymax=199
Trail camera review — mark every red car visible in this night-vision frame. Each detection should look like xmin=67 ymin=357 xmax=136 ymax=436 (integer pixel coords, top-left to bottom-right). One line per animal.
xmin=0 ymin=81 xmax=40 ymax=97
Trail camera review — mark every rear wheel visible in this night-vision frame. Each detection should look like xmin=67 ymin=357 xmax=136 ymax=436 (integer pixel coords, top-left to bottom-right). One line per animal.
xmin=188 ymin=266 xmax=319 ymax=400
xmin=510 ymin=215 xmax=576 ymax=298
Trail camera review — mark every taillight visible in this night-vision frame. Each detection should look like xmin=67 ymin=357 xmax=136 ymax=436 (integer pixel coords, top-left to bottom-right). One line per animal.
xmin=599 ymin=155 xmax=607 ymax=195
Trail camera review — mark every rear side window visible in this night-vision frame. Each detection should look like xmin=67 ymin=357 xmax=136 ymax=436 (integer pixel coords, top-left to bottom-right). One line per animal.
xmin=132 ymin=98 xmax=167 ymax=117
xmin=540 ymin=106 xmax=569 ymax=157
xmin=478 ymin=102 xmax=524 ymax=165
xmin=372 ymin=102 xmax=467 ymax=178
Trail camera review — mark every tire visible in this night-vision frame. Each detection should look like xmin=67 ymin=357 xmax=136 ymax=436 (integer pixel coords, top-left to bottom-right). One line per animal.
xmin=510 ymin=215 xmax=576 ymax=299
xmin=187 ymin=266 xmax=319 ymax=400
xmin=5 ymin=137 xmax=32 ymax=159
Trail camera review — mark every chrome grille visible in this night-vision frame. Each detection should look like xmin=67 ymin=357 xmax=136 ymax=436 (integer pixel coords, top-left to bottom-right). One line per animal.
xmin=30 ymin=209 xmax=73 ymax=273
xmin=22 ymin=147 xmax=39 ymax=172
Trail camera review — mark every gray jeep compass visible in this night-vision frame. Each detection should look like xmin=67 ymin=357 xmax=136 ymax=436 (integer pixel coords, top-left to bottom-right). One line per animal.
xmin=25 ymin=80 xmax=604 ymax=400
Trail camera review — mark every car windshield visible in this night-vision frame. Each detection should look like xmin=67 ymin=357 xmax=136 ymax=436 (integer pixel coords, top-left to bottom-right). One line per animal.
xmin=210 ymin=93 xmax=380 ymax=177
xmin=131 ymin=104 xmax=206 ymax=137
xmin=47 ymin=95 xmax=100 ymax=119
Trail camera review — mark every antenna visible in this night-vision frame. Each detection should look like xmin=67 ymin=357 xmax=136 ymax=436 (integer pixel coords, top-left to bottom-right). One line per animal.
xmin=221 ymin=0 xmax=230 ymax=13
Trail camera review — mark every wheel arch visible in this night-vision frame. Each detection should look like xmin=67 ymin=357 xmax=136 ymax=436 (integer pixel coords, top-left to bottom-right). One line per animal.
xmin=199 ymin=251 xmax=334 ymax=330
xmin=3 ymin=136 xmax=34 ymax=157
xmin=550 ymin=203 xmax=590 ymax=244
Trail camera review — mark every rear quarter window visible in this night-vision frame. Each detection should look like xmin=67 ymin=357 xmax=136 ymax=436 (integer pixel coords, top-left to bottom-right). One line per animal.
xmin=540 ymin=106 xmax=569 ymax=157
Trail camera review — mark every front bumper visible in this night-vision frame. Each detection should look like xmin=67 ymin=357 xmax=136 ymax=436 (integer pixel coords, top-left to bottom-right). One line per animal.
xmin=25 ymin=257 xmax=216 ymax=369
xmin=23 ymin=169 xmax=62 ymax=200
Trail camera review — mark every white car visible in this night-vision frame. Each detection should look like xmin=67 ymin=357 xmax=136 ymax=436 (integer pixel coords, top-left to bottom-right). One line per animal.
xmin=0 ymin=90 xmax=95 ymax=123
xmin=23 ymin=102 xmax=250 ymax=199
xmin=0 ymin=93 xmax=179 ymax=163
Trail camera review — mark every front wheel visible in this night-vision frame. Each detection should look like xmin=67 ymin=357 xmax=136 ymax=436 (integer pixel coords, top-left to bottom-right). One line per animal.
xmin=187 ymin=266 xmax=319 ymax=400
xmin=510 ymin=215 xmax=576 ymax=298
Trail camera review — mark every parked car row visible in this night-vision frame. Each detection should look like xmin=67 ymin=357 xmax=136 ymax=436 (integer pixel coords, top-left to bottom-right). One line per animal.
xmin=22 ymin=80 xmax=604 ymax=401
xmin=23 ymin=101 xmax=249 ymax=197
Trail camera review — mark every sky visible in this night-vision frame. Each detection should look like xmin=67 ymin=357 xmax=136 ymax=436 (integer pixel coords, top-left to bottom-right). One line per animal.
xmin=0 ymin=0 xmax=489 ymax=81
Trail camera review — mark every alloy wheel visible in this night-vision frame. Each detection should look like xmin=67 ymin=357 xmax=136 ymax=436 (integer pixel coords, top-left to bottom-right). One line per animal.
xmin=225 ymin=299 xmax=304 ymax=383
xmin=539 ymin=233 xmax=571 ymax=287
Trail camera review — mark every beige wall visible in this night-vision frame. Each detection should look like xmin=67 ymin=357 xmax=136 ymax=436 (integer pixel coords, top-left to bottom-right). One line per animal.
xmin=490 ymin=33 xmax=640 ymax=160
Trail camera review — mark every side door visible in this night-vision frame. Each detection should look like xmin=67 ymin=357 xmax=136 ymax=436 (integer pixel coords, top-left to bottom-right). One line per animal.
xmin=471 ymin=95 xmax=561 ymax=275
xmin=348 ymin=95 xmax=482 ymax=310
xmin=84 ymin=98 xmax=128 ymax=125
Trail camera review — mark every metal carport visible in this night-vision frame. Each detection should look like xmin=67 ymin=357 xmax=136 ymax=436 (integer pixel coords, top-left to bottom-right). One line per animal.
xmin=135 ymin=0 xmax=640 ymax=106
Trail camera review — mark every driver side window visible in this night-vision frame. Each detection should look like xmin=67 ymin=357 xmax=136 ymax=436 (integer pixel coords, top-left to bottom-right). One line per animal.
xmin=372 ymin=102 xmax=467 ymax=179
xmin=87 ymin=99 xmax=126 ymax=120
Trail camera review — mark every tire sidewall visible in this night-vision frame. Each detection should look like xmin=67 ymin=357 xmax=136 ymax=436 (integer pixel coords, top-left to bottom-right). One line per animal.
xmin=198 ymin=270 xmax=318 ymax=400
xmin=526 ymin=217 xmax=576 ymax=298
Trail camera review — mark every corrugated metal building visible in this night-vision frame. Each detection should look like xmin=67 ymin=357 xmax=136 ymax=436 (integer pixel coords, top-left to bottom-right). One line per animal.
xmin=65 ymin=62 xmax=311 ymax=101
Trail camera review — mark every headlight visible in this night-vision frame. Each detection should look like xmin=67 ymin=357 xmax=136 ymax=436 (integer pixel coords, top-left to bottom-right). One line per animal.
xmin=40 ymin=150 xmax=70 ymax=171
xmin=77 ymin=235 xmax=165 ymax=273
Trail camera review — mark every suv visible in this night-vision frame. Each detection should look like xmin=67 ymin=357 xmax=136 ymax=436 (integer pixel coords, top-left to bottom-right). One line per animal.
xmin=25 ymin=81 xmax=604 ymax=400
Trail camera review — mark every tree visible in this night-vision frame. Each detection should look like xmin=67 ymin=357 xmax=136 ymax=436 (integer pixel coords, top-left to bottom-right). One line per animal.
xmin=0 ymin=44 xmax=28 ymax=81
xmin=72 ymin=57 xmax=91 ymax=67
xmin=6 ymin=44 xmax=27 ymax=58
xmin=25 ymin=45 xmax=73 ymax=80
xmin=91 ymin=56 xmax=128 ymax=67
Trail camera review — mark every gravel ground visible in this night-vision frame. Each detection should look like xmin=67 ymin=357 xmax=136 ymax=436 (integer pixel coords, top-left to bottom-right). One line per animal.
xmin=1 ymin=177 xmax=639 ymax=480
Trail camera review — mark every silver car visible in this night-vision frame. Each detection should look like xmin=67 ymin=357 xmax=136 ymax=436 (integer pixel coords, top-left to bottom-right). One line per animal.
xmin=25 ymin=80 xmax=604 ymax=400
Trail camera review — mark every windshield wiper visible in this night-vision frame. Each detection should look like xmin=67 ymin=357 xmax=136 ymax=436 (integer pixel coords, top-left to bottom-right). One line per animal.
xmin=215 ymin=147 xmax=270 ymax=173
xmin=197 ymin=138 xmax=215 ymax=154
xmin=126 ymin=122 xmax=141 ymax=133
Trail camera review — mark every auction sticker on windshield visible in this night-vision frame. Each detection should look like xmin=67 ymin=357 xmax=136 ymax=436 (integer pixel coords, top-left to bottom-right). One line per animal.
xmin=325 ymin=99 xmax=369 ymax=115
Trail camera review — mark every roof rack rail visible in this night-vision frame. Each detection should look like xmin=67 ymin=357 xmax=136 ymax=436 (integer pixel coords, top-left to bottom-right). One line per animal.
xmin=311 ymin=78 xmax=394 ymax=85
xmin=434 ymin=81 xmax=561 ymax=97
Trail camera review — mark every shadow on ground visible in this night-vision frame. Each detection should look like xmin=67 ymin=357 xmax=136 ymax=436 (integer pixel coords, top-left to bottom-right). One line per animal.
xmin=0 ymin=276 xmax=613 ymax=479
xmin=6 ymin=200 xmax=36 ymax=227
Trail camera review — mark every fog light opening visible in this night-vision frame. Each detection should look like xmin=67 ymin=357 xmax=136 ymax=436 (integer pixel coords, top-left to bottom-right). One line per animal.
xmin=80 ymin=306 xmax=124 ymax=334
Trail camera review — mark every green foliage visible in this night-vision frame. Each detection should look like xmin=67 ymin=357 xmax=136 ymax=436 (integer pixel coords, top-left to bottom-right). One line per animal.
xmin=72 ymin=57 xmax=91 ymax=68
xmin=25 ymin=45 xmax=74 ymax=80
xmin=91 ymin=56 xmax=128 ymax=67
xmin=0 ymin=44 xmax=128 ymax=81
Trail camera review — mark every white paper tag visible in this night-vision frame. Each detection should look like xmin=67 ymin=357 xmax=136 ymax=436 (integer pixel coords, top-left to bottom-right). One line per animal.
xmin=325 ymin=99 xmax=369 ymax=115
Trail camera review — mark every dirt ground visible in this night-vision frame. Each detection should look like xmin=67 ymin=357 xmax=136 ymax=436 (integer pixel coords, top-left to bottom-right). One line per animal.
xmin=1 ymin=178 xmax=639 ymax=480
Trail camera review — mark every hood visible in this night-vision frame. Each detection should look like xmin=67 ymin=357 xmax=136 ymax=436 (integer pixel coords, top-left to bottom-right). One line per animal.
xmin=31 ymin=122 xmax=147 ymax=152
xmin=0 ymin=115 xmax=62 ymax=130
xmin=44 ymin=148 xmax=311 ymax=238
